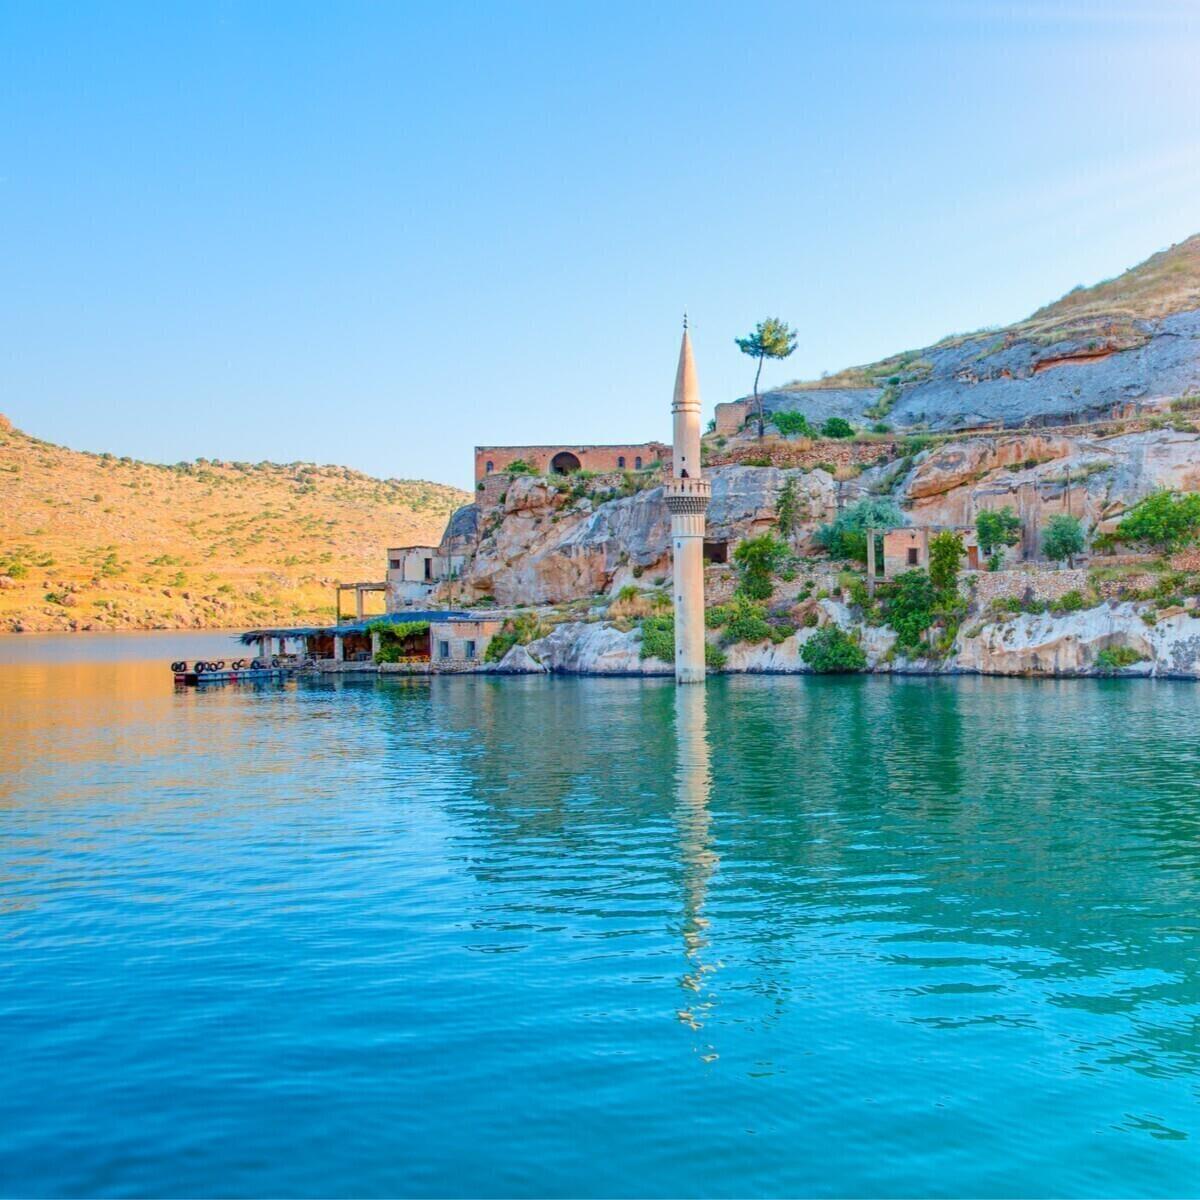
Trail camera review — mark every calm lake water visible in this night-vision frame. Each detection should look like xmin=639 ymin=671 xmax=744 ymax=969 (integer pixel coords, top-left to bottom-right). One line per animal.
xmin=1 ymin=634 xmax=1198 ymax=1197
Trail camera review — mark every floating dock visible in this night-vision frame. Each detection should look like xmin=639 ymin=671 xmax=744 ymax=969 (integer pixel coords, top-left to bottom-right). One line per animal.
xmin=171 ymin=659 xmax=296 ymax=686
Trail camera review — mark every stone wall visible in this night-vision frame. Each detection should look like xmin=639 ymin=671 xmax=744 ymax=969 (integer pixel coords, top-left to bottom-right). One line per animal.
xmin=476 ymin=468 xmax=654 ymax=513
xmin=474 ymin=443 xmax=670 ymax=484
xmin=707 ymin=437 xmax=899 ymax=473
xmin=971 ymin=566 xmax=1090 ymax=606
xmin=713 ymin=400 xmax=749 ymax=435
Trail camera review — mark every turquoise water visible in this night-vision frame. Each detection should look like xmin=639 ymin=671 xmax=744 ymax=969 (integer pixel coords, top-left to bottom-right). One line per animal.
xmin=1 ymin=636 xmax=1198 ymax=1197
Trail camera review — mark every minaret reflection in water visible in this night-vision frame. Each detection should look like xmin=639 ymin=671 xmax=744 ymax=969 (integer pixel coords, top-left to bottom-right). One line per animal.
xmin=672 ymin=684 xmax=720 ymax=1057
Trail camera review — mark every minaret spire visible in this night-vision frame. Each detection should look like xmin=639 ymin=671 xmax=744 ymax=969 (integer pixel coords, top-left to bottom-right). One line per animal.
xmin=664 ymin=322 xmax=711 ymax=684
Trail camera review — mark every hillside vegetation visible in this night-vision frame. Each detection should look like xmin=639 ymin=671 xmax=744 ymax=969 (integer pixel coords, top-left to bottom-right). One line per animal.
xmin=0 ymin=415 xmax=468 ymax=632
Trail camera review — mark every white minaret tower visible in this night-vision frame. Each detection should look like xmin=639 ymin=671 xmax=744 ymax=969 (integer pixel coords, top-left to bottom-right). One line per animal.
xmin=665 ymin=317 xmax=711 ymax=684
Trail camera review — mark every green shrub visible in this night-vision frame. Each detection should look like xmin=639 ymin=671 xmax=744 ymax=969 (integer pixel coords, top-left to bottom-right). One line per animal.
xmin=976 ymin=506 xmax=1022 ymax=558
xmin=1095 ymin=645 xmax=1146 ymax=672
xmin=705 ymin=604 xmax=731 ymax=628
xmin=482 ymin=613 xmax=546 ymax=663
xmin=886 ymin=569 xmax=936 ymax=651
xmin=1052 ymin=589 xmax=1086 ymax=614
xmin=1042 ymin=513 xmax=1085 ymax=564
xmin=704 ymin=642 xmax=727 ymax=670
xmin=771 ymin=411 xmax=813 ymax=437
xmin=871 ymin=422 xmax=892 ymax=434
xmin=801 ymin=626 xmax=866 ymax=673
xmin=815 ymin=497 xmax=903 ymax=562
xmin=732 ymin=533 xmax=787 ymax=600
xmin=722 ymin=595 xmax=773 ymax=644
xmin=505 ymin=458 xmax=537 ymax=476
xmin=1115 ymin=490 xmax=1200 ymax=552
xmin=925 ymin=530 xmax=962 ymax=597
xmin=369 ymin=619 xmax=432 ymax=663
xmin=821 ymin=417 xmax=855 ymax=439
xmin=639 ymin=614 xmax=675 ymax=662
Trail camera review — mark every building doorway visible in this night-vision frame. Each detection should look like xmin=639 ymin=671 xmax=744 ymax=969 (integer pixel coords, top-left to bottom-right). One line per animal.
xmin=550 ymin=451 xmax=582 ymax=474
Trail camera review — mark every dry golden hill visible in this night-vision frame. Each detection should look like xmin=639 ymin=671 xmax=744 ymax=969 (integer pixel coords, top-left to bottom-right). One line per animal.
xmin=0 ymin=414 xmax=469 ymax=633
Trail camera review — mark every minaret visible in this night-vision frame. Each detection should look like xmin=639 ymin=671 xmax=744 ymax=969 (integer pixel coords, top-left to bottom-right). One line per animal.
xmin=664 ymin=317 xmax=711 ymax=684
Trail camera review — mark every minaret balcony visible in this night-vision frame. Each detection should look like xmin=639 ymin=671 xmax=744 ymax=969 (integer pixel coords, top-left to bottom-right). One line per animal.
xmin=664 ymin=475 xmax=711 ymax=514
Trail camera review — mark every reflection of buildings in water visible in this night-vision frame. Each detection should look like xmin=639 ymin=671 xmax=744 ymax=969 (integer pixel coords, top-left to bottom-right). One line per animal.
xmin=672 ymin=685 xmax=718 ymax=1053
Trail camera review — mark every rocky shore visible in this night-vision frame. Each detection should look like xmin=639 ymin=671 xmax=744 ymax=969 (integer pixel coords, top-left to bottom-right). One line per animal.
xmin=484 ymin=597 xmax=1200 ymax=680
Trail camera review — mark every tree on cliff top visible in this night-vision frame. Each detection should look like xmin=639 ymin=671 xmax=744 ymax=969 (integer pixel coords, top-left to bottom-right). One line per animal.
xmin=736 ymin=318 xmax=798 ymax=439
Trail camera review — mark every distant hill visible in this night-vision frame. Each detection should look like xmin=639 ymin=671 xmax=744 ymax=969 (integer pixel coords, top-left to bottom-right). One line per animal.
xmin=756 ymin=235 xmax=1200 ymax=432
xmin=0 ymin=415 xmax=469 ymax=632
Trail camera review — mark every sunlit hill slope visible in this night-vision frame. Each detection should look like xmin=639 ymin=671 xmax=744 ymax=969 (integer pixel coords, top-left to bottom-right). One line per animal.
xmin=0 ymin=415 xmax=469 ymax=633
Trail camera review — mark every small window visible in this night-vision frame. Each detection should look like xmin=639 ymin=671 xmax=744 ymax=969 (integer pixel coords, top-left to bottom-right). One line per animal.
xmin=465 ymin=640 xmax=476 ymax=660
xmin=439 ymin=640 xmax=450 ymax=660
xmin=907 ymin=547 xmax=919 ymax=565
xmin=486 ymin=461 xmax=494 ymax=474
xmin=617 ymin=456 xmax=625 ymax=469
xmin=424 ymin=557 xmax=433 ymax=581
xmin=389 ymin=558 xmax=400 ymax=569
xmin=635 ymin=456 xmax=642 ymax=470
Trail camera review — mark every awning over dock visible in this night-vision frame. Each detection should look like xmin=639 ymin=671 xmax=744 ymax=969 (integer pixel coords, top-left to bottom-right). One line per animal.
xmin=236 ymin=611 xmax=475 ymax=645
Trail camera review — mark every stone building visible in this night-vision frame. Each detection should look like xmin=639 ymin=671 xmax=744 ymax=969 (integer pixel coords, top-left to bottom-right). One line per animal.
xmin=241 ymin=611 xmax=504 ymax=672
xmin=386 ymin=544 xmax=468 ymax=607
xmin=474 ymin=442 xmax=671 ymax=484
xmin=882 ymin=525 xmax=984 ymax=579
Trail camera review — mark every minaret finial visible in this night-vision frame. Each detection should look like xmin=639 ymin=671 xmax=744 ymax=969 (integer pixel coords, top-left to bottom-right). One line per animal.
xmin=683 ymin=311 xmax=688 ymax=332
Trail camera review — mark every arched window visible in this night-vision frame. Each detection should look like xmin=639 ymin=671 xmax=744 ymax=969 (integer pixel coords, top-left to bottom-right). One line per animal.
xmin=634 ymin=456 xmax=642 ymax=470
xmin=485 ymin=460 xmax=494 ymax=474
xmin=617 ymin=456 xmax=625 ymax=469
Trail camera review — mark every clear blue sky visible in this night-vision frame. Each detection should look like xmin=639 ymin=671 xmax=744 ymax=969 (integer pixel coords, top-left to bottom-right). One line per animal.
xmin=2 ymin=1 xmax=1198 ymax=489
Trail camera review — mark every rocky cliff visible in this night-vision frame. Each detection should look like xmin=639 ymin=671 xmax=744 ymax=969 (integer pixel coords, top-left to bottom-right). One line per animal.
xmin=754 ymin=235 xmax=1200 ymax=432
xmin=444 ymin=428 xmax=1200 ymax=606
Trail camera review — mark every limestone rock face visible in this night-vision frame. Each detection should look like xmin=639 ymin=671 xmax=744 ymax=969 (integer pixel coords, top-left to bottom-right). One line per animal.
xmin=496 ymin=600 xmax=1200 ymax=679
xmin=490 ymin=643 xmax=548 ymax=674
xmin=904 ymin=436 xmax=1074 ymax=500
xmin=718 ymin=600 xmax=897 ymax=673
xmin=458 ymin=465 xmax=833 ymax=605
xmin=523 ymin=621 xmax=672 ymax=675
xmin=761 ymin=310 xmax=1200 ymax=432
xmin=897 ymin=429 xmax=1200 ymax=534
xmin=706 ymin=466 xmax=836 ymax=541
xmin=954 ymin=603 xmax=1200 ymax=677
